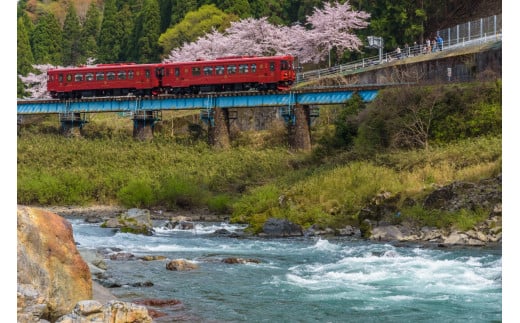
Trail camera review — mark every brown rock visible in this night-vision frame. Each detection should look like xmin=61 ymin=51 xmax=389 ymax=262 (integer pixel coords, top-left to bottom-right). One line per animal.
xmin=166 ymin=259 xmax=199 ymax=271
xmin=17 ymin=206 xmax=92 ymax=321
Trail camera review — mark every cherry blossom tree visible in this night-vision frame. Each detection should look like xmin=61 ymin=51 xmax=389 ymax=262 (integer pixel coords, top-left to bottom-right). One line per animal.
xmin=18 ymin=64 xmax=55 ymax=99
xmin=301 ymin=1 xmax=370 ymax=64
xmin=164 ymin=1 xmax=370 ymax=64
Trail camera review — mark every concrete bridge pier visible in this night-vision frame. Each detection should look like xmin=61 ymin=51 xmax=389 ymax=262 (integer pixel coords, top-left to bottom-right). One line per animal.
xmin=132 ymin=110 xmax=160 ymax=141
xmin=59 ymin=112 xmax=87 ymax=137
xmin=287 ymin=104 xmax=312 ymax=151
xmin=208 ymin=108 xmax=231 ymax=149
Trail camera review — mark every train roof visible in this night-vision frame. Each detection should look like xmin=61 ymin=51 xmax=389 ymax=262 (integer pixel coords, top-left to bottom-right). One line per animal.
xmin=163 ymin=55 xmax=294 ymax=65
xmin=47 ymin=63 xmax=160 ymax=73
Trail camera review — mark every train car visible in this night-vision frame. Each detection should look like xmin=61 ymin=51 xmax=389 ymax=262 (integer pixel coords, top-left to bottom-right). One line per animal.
xmin=47 ymin=63 xmax=163 ymax=99
xmin=160 ymin=55 xmax=296 ymax=94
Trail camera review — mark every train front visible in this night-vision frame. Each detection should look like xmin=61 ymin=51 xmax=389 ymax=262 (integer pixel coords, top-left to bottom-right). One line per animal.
xmin=278 ymin=55 xmax=296 ymax=90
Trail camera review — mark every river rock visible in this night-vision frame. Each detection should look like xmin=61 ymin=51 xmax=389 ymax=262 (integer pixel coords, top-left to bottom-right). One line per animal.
xmin=222 ymin=257 xmax=261 ymax=264
xmin=17 ymin=206 xmax=93 ymax=322
xmin=261 ymin=218 xmax=303 ymax=237
xmin=55 ymin=300 xmax=152 ymax=323
xmin=102 ymin=208 xmax=154 ymax=235
xmin=166 ymin=259 xmax=199 ymax=271
xmin=370 ymin=225 xmax=404 ymax=241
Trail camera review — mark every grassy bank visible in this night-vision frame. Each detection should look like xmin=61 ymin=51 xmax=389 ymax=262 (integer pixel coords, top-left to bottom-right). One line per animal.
xmin=17 ymin=81 xmax=502 ymax=232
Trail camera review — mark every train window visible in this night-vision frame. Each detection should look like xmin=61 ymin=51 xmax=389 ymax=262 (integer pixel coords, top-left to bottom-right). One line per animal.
xmin=216 ymin=66 xmax=224 ymax=75
xmin=118 ymin=71 xmax=126 ymax=80
xmin=128 ymin=71 xmax=134 ymax=79
xmin=203 ymin=66 xmax=213 ymax=75
xmin=107 ymin=72 xmax=116 ymax=80
xmin=269 ymin=62 xmax=275 ymax=71
xmin=251 ymin=64 xmax=257 ymax=73
xmin=175 ymin=68 xmax=180 ymax=77
xmin=281 ymin=60 xmax=289 ymax=70
xmin=239 ymin=64 xmax=249 ymax=73
xmin=96 ymin=72 xmax=104 ymax=81
xmin=86 ymin=73 xmax=94 ymax=81
xmin=192 ymin=67 xmax=201 ymax=76
xmin=145 ymin=70 xmax=151 ymax=78
xmin=66 ymin=74 xmax=72 ymax=82
xmin=59 ymin=74 xmax=63 ymax=82
xmin=75 ymin=74 xmax=83 ymax=82
xmin=227 ymin=65 xmax=237 ymax=74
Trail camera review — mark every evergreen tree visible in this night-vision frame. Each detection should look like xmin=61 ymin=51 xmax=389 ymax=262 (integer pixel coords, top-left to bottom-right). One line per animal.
xmin=213 ymin=0 xmax=251 ymax=18
xmin=170 ymin=0 xmax=198 ymax=26
xmin=98 ymin=0 xmax=124 ymax=62
xmin=17 ymin=16 xmax=34 ymax=76
xmin=118 ymin=4 xmax=136 ymax=62
xmin=31 ymin=13 xmax=63 ymax=65
xmin=80 ymin=2 xmax=102 ymax=63
xmin=128 ymin=0 xmax=162 ymax=63
xmin=62 ymin=3 xmax=82 ymax=66
xmin=159 ymin=0 xmax=174 ymax=32
xmin=249 ymin=0 xmax=285 ymax=25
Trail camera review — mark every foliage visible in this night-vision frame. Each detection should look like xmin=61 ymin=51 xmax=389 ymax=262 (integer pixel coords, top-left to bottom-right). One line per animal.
xmin=166 ymin=2 xmax=370 ymax=63
xmin=97 ymin=0 xmax=124 ymax=63
xmin=117 ymin=179 xmax=155 ymax=208
xmin=159 ymin=4 xmax=234 ymax=56
xmin=156 ymin=174 xmax=205 ymax=209
xmin=400 ymin=205 xmax=489 ymax=231
xmin=17 ymin=16 xmax=34 ymax=76
xmin=352 ymin=82 xmax=502 ymax=154
xmin=30 ymin=12 xmax=62 ymax=65
xmin=61 ymin=3 xmax=82 ymax=66
xmin=80 ymin=2 xmax=101 ymax=63
xmin=17 ymin=79 xmax=501 ymax=233
xmin=127 ymin=0 xmax=162 ymax=63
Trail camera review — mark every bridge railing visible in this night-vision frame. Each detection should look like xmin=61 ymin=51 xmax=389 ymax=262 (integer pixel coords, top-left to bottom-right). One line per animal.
xmin=296 ymin=14 xmax=502 ymax=84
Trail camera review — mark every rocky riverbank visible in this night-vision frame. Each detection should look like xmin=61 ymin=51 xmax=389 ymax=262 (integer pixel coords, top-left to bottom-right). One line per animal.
xmin=40 ymin=175 xmax=502 ymax=248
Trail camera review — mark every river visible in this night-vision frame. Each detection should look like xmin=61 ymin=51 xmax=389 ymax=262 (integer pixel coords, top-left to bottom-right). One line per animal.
xmin=69 ymin=218 xmax=502 ymax=322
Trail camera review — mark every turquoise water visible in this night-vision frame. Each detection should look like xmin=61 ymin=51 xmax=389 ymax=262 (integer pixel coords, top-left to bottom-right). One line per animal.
xmin=69 ymin=219 xmax=502 ymax=322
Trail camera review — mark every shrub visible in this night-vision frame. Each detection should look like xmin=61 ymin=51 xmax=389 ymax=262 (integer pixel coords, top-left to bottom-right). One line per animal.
xmin=117 ymin=179 xmax=155 ymax=208
xmin=156 ymin=174 xmax=205 ymax=209
xmin=207 ymin=194 xmax=233 ymax=214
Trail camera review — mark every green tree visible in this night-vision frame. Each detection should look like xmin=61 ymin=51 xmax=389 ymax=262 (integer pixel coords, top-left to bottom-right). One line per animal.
xmin=127 ymin=0 xmax=162 ymax=63
xmin=170 ymin=0 xmax=198 ymax=26
xmin=80 ymin=2 xmax=101 ymax=63
xmin=213 ymin=0 xmax=251 ymax=18
xmin=97 ymin=0 xmax=125 ymax=62
xmin=118 ymin=4 xmax=135 ymax=62
xmin=62 ymin=3 xmax=82 ymax=66
xmin=31 ymin=13 xmax=62 ymax=65
xmin=249 ymin=0 xmax=285 ymax=25
xmin=17 ymin=16 xmax=34 ymax=76
xmin=333 ymin=93 xmax=366 ymax=149
xmin=159 ymin=0 xmax=174 ymax=32
xmin=159 ymin=4 xmax=234 ymax=55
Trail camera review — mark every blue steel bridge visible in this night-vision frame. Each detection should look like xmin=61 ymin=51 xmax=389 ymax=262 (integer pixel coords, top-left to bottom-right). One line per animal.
xmin=17 ymin=85 xmax=382 ymax=114
xmin=16 ymin=84 xmax=392 ymax=149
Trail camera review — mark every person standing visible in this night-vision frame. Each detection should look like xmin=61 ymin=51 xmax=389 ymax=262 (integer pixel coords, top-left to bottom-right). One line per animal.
xmin=436 ymin=35 xmax=444 ymax=51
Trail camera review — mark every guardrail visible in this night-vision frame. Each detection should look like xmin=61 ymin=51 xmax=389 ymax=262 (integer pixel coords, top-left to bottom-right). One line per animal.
xmin=296 ymin=14 xmax=502 ymax=84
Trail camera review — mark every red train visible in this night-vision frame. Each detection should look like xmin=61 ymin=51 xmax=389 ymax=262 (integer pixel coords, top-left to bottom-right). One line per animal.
xmin=46 ymin=55 xmax=296 ymax=99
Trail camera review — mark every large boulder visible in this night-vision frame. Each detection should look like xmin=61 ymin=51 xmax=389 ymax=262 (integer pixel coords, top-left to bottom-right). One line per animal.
xmin=17 ymin=206 xmax=92 ymax=321
xmin=261 ymin=218 xmax=303 ymax=237
xmin=102 ymin=208 xmax=154 ymax=235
